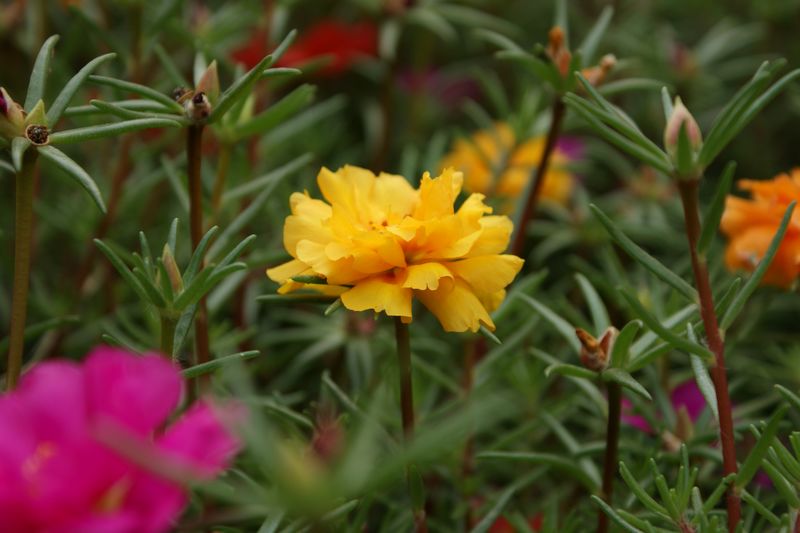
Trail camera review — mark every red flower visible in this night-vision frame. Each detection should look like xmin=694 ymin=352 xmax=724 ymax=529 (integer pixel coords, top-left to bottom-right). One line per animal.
xmin=277 ymin=20 xmax=378 ymax=76
xmin=231 ymin=29 xmax=270 ymax=70
xmin=489 ymin=513 xmax=543 ymax=532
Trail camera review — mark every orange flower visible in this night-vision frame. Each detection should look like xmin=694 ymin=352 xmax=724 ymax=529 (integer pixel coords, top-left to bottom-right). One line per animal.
xmin=439 ymin=123 xmax=577 ymax=212
xmin=720 ymin=169 xmax=800 ymax=288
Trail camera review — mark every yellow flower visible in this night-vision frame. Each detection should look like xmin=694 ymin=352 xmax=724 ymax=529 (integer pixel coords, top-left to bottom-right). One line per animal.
xmin=438 ymin=123 xmax=575 ymax=211
xmin=267 ymin=165 xmax=524 ymax=332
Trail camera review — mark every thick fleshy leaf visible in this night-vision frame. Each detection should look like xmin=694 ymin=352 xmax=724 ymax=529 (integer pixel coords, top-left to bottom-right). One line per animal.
xmin=49 ymin=118 xmax=182 ymax=145
xmin=89 ymin=75 xmax=183 ymax=113
xmin=25 ymin=35 xmax=60 ymax=112
xmin=47 ymin=53 xmax=117 ymax=125
xmin=37 ymin=145 xmax=106 ymax=212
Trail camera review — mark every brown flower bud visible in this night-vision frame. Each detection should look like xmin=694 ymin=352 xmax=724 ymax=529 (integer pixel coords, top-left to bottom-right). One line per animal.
xmin=172 ymin=87 xmax=192 ymax=103
xmin=195 ymin=61 xmax=220 ymax=103
xmin=577 ymin=326 xmax=618 ymax=372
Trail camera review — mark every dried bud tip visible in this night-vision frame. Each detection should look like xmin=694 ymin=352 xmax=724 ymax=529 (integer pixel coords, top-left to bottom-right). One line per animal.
xmin=548 ymin=26 xmax=565 ymax=50
xmin=172 ymin=87 xmax=192 ymax=103
xmin=25 ymin=124 xmax=49 ymax=146
xmin=577 ymin=326 xmax=617 ymax=372
xmin=185 ymin=91 xmax=212 ymax=122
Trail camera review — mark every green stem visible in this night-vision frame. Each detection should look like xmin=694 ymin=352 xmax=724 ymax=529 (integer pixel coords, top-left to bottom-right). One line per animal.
xmin=6 ymin=151 xmax=38 ymax=390
xmin=160 ymin=314 xmax=177 ymax=361
xmin=510 ymin=97 xmax=566 ymax=257
xmin=598 ymin=382 xmax=622 ymax=533
xmin=394 ymin=317 xmax=428 ymax=533
xmin=677 ymin=179 xmax=740 ymax=532
xmin=187 ymin=125 xmax=211 ymax=389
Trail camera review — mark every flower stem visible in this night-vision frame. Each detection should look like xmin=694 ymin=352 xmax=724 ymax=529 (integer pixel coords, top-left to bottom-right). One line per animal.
xmin=187 ymin=125 xmax=211 ymax=389
xmin=510 ymin=97 xmax=566 ymax=257
xmin=6 ymin=151 xmax=38 ymax=390
xmin=394 ymin=317 xmax=428 ymax=532
xmin=160 ymin=314 xmax=176 ymax=360
xmin=677 ymin=179 xmax=740 ymax=531
xmin=598 ymin=381 xmax=622 ymax=533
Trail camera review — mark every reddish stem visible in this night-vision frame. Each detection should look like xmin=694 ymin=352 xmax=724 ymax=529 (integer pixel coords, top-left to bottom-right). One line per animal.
xmin=510 ymin=98 xmax=566 ymax=257
xmin=677 ymin=180 xmax=740 ymax=531
xmin=597 ymin=382 xmax=622 ymax=533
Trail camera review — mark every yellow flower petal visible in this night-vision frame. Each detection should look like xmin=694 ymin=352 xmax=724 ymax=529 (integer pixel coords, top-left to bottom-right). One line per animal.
xmin=341 ymin=276 xmax=412 ymax=318
xmin=447 ymin=255 xmax=524 ymax=295
xmin=266 ymin=259 xmax=309 ymax=284
xmin=467 ymin=216 xmax=513 ymax=256
xmin=416 ymin=280 xmax=494 ymax=332
xmin=401 ymin=263 xmax=454 ymax=291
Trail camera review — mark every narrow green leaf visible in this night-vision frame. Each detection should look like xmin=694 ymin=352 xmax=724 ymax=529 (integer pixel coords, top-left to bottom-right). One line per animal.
xmin=480 ymin=325 xmax=502 ymax=345
xmin=689 ymin=353 xmax=719 ymax=421
xmin=545 ymin=363 xmax=597 ymax=380
xmin=698 ymin=161 xmax=736 ymax=255
xmin=740 ymin=490 xmax=781 ymax=526
xmin=153 ymin=44 xmax=189 ymax=87
xmin=762 ymin=460 xmax=800 ymax=508
xmin=89 ymin=75 xmax=183 ymax=113
xmin=167 ymin=218 xmax=179 ymax=253
xmin=271 ymin=29 xmax=297 ymax=63
xmin=210 ymin=54 xmax=274 ymax=122
xmin=703 ymin=474 xmax=736 ymax=513
xmin=90 ymin=99 xmax=187 ymax=123
xmin=94 ymin=239 xmax=151 ymax=303
xmin=47 ymin=53 xmax=118 ymax=125
xmin=261 ymin=67 xmax=301 ymax=79
xmin=775 ymin=385 xmax=800 ymax=412
xmin=214 ymin=234 xmax=256 ymax=269
xmin=184 ymin=226 xmax=220 ymax=282
xmin=518 ymin=294 xmax=581 ymax=354
xmin=26 ymin=35 xmax=60 ymax=112
xmin=575 ymin=273 xmax=610 ymax=333
xmin=565 ymin=95 xmax=673 ymax=173
xmin=478 ymin=451 xmax=598 ymax=491
xmin=698 ymin=61 xmax=782 ymax=167
xmin=589 ymin=496 xmax=644 ymax=533
xmin=661 ymin=87 xmax=673 ymax=122
xmin=11 ymin=137 xmax=31 ymax=171
xmin=173 ymin=268 xmax=214 ymax=310
xmin=720 ymin=202 xmax=796 ymax=330
xmin=578 ymin=6 xmax=613 ymax=65
xmin=50 ymin=118 xmax=181 ymax=145
xmin=131 ymin=267 xmax=166 ymax=308
xmin=172 ymin=304 xmax=197 ymax=357
xmin=619 ymin=461 xmax=669 ymax=516
xmin=619 ymin=288 xmax=714 ymax=361
xmin=473 ymin=28 xmax=524 ymax=53
xmin=590 ymin=205 xmax=697 ymax=302
xmin=37 ymin=145 xmax=106 ymax=212
xmin=609 ymin=320 xmax=641 ymax=370
xmin=469 ymin=485 xmax=516 ymax=533
xmin=223 ymin=153 xmax=312 ymax=203
xmin=202 ymin=263 xmax=248 ymax=293
xmin=234 ymin=84 xmax=315 ymax=139
xmin=595 ymin=78 xmax=665 ymax=96
xmin=736 ymin=404 xmax=788 ymax=489
xmin=156 ymin=260 xmax=174 ymax=304
xmin=182 ymin=350 xmax=260 ymax=379
xmin=602 ymin=368 xmax=651 ymax=400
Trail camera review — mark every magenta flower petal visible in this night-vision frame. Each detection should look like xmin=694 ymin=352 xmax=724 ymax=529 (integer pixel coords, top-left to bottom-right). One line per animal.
xmin=620 ymin=397 xmax=652 ymax=433
xmin=670 ymin=380 xmax=706 ymax=422
xmin=158 ymin=401 xmax=243 ymax=477
xmin=83 ymin=347 xmax=182 ymax=435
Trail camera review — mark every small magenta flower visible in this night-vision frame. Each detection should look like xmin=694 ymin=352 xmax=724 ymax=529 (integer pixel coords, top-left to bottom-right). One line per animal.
xmin=0 ymin=347 xmax=241 ymax=533
xmin=622 ymin=379 xmax=705 ymax=449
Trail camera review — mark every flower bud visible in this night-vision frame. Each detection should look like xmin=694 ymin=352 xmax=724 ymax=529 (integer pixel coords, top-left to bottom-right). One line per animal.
xmin=195 ymin=61 xmax=220 ymax=103
xmin=161 ymin=245 xmax=184 ymax=294
xmin=546 ymin=26 xmax=572 ymax=78
xmin=577 ymin=326 xmax=618 ymax=372
xmin=185 ymin=91 xmax=212 ymax=122
xmin=0 ymin=88 xmax=25 ymax=139
xmin=172 ymin=87 xmax=192 ymax=103
xmin=663 ymin=97 xmax=702 ymax=157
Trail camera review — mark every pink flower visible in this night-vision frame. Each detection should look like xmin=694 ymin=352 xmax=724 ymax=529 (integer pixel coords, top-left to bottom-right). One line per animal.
xmin=622 ymin=379 xmax=706 ymax=434
xmin=0 ymin=347 xmax=241 ymax=533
